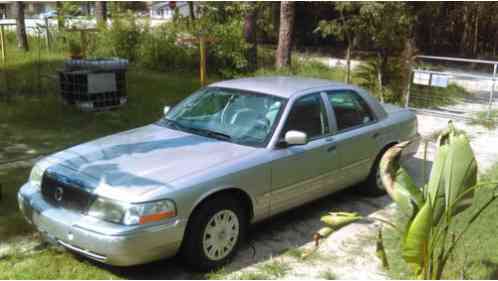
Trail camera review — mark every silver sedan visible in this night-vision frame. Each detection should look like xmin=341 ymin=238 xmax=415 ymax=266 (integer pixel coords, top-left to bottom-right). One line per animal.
xmin=18 ymin=76 xmax=420 ymax=271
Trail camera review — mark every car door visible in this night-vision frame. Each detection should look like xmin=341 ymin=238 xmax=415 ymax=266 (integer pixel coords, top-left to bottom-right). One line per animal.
xmin=325 ymin=90 xmax=381 ymax=190
xmin=270 ymin=93 xmax=340 ymax=215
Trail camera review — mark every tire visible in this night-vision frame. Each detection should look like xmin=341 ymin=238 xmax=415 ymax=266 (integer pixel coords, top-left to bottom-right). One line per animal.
xmin=180 ymin=195 xmax=248 ymax=272
xmin=361 ymin=148 xmax=391 ymax=196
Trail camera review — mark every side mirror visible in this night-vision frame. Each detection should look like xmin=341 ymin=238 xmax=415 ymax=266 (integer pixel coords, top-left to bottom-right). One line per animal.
xmin=163 ymin=106 xmax=171 ymax=116
xmin=284 ymin=130 xmax=308 ymax=146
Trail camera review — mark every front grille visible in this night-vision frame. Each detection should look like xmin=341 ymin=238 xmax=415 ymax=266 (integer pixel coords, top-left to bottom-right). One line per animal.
xmin=41 ymin=173 xmax=96 ymax=213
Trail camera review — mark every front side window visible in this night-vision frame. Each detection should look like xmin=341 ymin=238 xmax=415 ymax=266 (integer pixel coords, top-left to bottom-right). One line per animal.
xmin=162 ymin=87 xmax=285 ymax=147
xmin=327 ymin=90 xmax=374 ymax=131
xmin=282 ymin=94 xmax=328 ymax=139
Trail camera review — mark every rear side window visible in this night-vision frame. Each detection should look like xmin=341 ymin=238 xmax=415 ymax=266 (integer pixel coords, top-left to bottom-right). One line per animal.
xmin=282 ymin=94 xmax=328 ymax=139
xmin=327 ymin=90 xmax=374 ymax=131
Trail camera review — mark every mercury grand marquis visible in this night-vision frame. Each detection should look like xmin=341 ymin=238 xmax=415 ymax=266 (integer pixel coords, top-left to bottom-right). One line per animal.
xmin=18 ymin=76 xmax=420 ymax=271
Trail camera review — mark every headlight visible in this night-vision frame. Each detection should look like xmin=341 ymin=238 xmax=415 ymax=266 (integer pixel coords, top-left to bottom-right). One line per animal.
xmin=87 ymin=197 xmax=176 ymax=225
xmin=29 ymin=162 xmax=49 ymax=190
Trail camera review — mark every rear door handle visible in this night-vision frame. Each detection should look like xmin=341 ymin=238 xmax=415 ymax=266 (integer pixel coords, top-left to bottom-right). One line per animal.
xmin=327 ymin=145 xmax=337 ymax=152
xmin=372 ymin=132 xmax=380 ymax=139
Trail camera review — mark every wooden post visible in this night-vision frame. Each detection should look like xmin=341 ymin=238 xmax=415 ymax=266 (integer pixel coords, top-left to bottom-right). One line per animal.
xmin=0 ymin=25 xmax=5 ymax=64
xmin=44 ymin=17 xmax=51 ymax=50
xmin=199 ymin=36 xmax=207 ymax=86
xmin=80 ymin=30 xmax=87 ymax=58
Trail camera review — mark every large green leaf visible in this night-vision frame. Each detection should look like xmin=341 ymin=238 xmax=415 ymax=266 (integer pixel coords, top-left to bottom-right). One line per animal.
xmin=443 ymin=134 xmax=477 ymax=215
xmin=321 ymin=212 xmax=362 ymax=229
xmin=402 ymin=202 xmax=433 ymax=277
xmin=380 ymin=142 xmax=424 ymax=217
xmin=426 ymin=144 xmax=449 ymax=223
xmin=391 ymin=168 xmax=424 ymax=216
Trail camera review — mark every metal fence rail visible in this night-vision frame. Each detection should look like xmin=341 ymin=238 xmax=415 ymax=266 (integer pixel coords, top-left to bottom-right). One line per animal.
xmin=406 ymin=55 xmax=498 ymax=123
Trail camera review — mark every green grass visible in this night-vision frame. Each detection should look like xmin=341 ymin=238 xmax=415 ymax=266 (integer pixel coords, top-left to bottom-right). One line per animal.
xmin=467 ymin=109 xmax=498 ymax=130
xmin=0 ymin=67 xmax=205 ymax=163
xmin=0 ymin=247 xmax=120 ymax=279
xmin=233 ymin=260 xmax=290 ymax=280
xmin=384 ymin=163 xmax=498 ymax=279
xmin=254 ymin=58 xmax=346 ymax=82
xmin=0 ymin=167 xmax=33 ymax=241
xmin=204 ymin=259 xmax=291 ymax=280
xmin=319 ymin=270 xmax=337 ymax=280
xmin=409 ymin=84 xmax=471 ymax=109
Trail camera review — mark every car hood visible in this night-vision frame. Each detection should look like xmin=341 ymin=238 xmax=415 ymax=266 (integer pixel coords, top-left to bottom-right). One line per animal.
xmin=43 ymin=124 xmax=257 ymax=200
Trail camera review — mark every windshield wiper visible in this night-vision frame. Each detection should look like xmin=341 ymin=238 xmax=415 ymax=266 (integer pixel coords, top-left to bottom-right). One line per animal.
xmin=163 ymin=119 xmax=232 ymax=141
xmin=189 ymin=127 xmax=232 ymax=141
xmin=163 ymin=119 xmax=187 ymax=131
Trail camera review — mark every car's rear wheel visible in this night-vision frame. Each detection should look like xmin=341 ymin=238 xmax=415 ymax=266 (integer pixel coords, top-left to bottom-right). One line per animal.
xmin=181 ymin=195 xmax=247 ymax=271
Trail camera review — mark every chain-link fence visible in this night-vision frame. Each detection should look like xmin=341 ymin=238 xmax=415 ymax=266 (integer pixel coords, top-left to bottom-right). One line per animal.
xmin=405 ymin=55 xmax=498 ymax=124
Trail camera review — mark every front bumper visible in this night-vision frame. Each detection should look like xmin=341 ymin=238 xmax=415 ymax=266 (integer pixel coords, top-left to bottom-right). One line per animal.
xmin=17 ymin=183 xmax=186 ymax=266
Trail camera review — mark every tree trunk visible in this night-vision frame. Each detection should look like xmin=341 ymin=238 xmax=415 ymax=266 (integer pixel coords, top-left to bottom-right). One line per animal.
xmin=377 ymin=52 xmax=387 ymax=103
xmin=275 ymin=2 xmax=295 ymax=69
xmin=271 ymin=2 xmax=280 ymax=40
xmin=14 ymin=1 xmax=28 ymax=52
xmin=96 ymin=1 xmax=107 ymax=27
xmin=459 ymin=4 xmax=471 ymax=56
xmin=345 ymin=44 xmax=351 ymax=83
xmin=244 ymin=3 xmax=258 ymax=71
xmin=56 ymin=2 xmax=64 ymax=31
xmin=188 ymin=2 xmax=195 ymax=21
xmin=472 ymin=6 xmax=479 ymax=57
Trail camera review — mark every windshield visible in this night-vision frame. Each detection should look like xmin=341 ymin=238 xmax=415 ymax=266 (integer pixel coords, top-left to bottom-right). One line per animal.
xmin=161 ymin=87 xmax=285 ymax=147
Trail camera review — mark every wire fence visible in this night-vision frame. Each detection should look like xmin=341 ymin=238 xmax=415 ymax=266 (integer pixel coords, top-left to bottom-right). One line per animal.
xmin=406 ymin=55 xmax=498 ymax=124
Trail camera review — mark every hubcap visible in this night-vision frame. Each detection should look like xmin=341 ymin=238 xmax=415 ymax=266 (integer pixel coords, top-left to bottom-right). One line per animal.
xmin=202 ymin=210 xmax=240 ymax=261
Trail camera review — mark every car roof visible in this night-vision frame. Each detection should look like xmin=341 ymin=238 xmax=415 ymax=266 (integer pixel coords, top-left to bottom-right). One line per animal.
xmin=209 ymin=76 xmax=351 ymax=98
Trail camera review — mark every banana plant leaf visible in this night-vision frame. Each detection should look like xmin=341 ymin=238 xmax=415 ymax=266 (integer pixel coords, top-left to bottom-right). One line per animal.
xmin=321 ymin=212 xmax=362 ymax=229
xmin=442 ymin=134 xmax=477 ymax=215
xmin=402 ymin=202 xmax=433 ymax=277
xmin=380 ymin=142 xmax=424 ymax=217
xmin=426 ymin=144 xmax=449 ymax=223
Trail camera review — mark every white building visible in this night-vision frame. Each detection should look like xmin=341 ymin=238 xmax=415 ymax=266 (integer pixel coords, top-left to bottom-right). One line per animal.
xmin=149 ymin=1 xmax=192 ymax=20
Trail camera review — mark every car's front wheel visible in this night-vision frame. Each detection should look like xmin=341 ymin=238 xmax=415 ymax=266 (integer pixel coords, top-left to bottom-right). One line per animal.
xmin=181 ymin=195 xmax=247 ymax=271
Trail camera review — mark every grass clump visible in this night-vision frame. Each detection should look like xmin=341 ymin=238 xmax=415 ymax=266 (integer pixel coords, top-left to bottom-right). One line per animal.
xmin=0 ymin=248 xmax=120 ymax=279
xmin=409 ymin=84 xmax=471 ymax=108
xmin=319 ymin=270 xmax=337 ymax=280
xmin=233 ymin=260 xmax=290 ymax=280
xmin=254 ymin=58 xmax=346 ymax=82
xmin=0 ymin=167 xmax=33 ymax=241
xmin=467 ymin=109 xmax=498 ymax=130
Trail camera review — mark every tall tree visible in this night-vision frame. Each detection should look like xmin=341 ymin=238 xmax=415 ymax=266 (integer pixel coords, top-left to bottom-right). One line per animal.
xmin=14 ymin=1 xmax=28 ymax=51
xmin=243 ymin=3 xmax=258 ymax=71
xmin=55 ymin=2 xmax=64 ymax=31
xmin=275 ymin=1 xmax=295 ymax=68
xmin=316 ymin=3 xmax=362 ymax=83
xmin=96 ymin=1 xmax=107 ymax=27
xmin=188 ymin=2 xmax=195 ymax=21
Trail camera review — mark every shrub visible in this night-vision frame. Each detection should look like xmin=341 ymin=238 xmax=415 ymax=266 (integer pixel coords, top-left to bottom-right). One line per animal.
xmin=254 ymin=58 xmax=346 ymax=81
xmin=207 ymin=18 xmax=249 ymax=78
xmin=137 ymin=23 xmax=198 ymax=72
xmin=88 ymin=11 xmax=144 ymax=61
